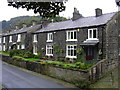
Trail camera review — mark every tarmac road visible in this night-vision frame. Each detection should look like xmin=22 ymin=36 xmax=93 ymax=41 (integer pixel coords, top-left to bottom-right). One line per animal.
xmin=1 ymin=61 xmax=72 ymax=88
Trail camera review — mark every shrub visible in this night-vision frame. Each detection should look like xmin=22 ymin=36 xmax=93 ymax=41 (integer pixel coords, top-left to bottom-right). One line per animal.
xmin=9 ymin=49 xmax=24 ymax=57
xmin=22 ymin=51 xmax=35 ymax=58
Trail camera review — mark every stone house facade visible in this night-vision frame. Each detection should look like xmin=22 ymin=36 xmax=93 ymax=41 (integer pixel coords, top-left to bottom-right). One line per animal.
xmin=1 ymin=22 xmax=41 ymax=52
xmin=1 ymin=8 xmax=120 ymax=62
xmin=32 ymin=8 xmax=120 ymax=62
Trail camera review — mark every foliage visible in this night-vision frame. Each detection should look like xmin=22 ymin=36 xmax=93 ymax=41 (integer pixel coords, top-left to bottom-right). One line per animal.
xmin=76 ymin=47 xmax=86 ymax=63
xmin=9 ymin=49 xmax=35 ymax=58
xmin=0 ymin=51 xmax=9 ymax=56
xmin=8 ymin=2 xmax=66 ymax=18
xmin=12 ymin=56 xmax=25 ymax=60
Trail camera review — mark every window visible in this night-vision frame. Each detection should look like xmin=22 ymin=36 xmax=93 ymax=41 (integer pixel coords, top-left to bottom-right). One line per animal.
xmin=119 ymin=48 xmax=120 ymax=55
xmin=3 ymin=45 xmax=5 ymax=51
xmin=66 ymin=45 xmax=77 ymax=58
xmin=21 ymin=44 xmax=25 ymax=49
xmin=46 ymin=45 xmax=53 ymax=56
xmin=47 ymin=33 xmax=53 ymax=42
xmin=66 ymin=30 xmax=77 ymax=41
xmin=33 ymin=34 xmax=37 ymax=42
xmin=17 ymin=34 xmax=21 ymax=42
xmin=17 ymin=45 xmax=20 ymax=49
xmin=33 ymin=44 xmax=37 ymax=55
xmin=0 ymin=38 xmax=1 ymax=43
xmin=9 ymin=36 xmax=12 ymax=42
xmin=3 ymin=37 xmax=5 ymax=43
xmin=88 ymin=28 xmax=98 ymax=39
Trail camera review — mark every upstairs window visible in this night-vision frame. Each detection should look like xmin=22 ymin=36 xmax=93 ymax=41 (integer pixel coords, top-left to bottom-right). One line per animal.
xmin=88 ymin=28 xmax=98 ymax=39
xmin=9 ymin=36 xmax=12 ymax=42
xmin=17 ymin=34 xmax=21 ymax=42
xmin=46 ymin=45 xmax=53 ymax=56
xmin=3 ymin=37 xmax=5 ymax=43
xmin=33 ymin=34 xmax=37 ymax=42
xmin=47 ymin=33 xmax=53 ymax=42
xmin=66 ymin=30 xmax=77 ymax=41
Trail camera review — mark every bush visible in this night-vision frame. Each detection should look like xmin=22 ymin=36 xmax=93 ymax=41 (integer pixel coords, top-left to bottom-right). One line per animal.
xmin=9 ymin=49 xmax=24 ymax=57
xmin=9 ymin=49 xmax=35 ymax=58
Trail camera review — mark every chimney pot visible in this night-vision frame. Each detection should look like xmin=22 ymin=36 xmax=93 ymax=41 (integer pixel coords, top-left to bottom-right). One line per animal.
xmin=72 ymin=7 xmax=82 ymax=21
xmin=95 ymin=8 xmax=102 ymax=17
xmin=15 ymin=25 xmax=19 ymax=30
xmin=32 ymin=20 xmax=36 ymax=26
xmin=23 ymin=23 xmax=27 ymax=28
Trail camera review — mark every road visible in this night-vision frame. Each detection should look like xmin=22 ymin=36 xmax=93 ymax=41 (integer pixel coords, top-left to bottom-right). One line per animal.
xmin=1 ymin=61 xmax=75 ymax=88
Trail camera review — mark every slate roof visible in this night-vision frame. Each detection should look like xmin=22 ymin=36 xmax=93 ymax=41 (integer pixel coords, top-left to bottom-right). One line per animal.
xmin=35 ymin=12 xmax=116 ymax=33
xmin=3 ymin=24 xmax=41 ymax=36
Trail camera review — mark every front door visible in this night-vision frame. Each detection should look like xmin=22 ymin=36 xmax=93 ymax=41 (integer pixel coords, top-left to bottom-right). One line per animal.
xmin=86 ymin=47 xmax=94 ymax=60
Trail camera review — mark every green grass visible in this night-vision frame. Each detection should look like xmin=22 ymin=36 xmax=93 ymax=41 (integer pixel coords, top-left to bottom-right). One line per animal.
xmin=0 ymin=51 xmax=9 ymax=56
xmin=24 ymin=58 xmax=41 ymax=61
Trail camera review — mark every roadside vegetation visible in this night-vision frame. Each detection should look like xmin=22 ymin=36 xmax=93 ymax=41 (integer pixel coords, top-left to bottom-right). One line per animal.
xmin=0 ymin=50 xmax=93 ymax=70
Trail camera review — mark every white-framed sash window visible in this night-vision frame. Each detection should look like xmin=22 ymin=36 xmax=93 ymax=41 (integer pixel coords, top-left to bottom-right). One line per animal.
xmin=3 ymin=37 xmax=5 ymax=43
xmin=33 ymin=34 xmax=37 ymax=42
xmin=66 ymin=30 xmax=77 ymax=41
xmin=47 ymin=33 xmax=53 ymax=42
xmin=9 ymin=36 xmax=12 ymax=42
xmin=21 ymin=44 xmax=25 ymax=49
xmin=66 ymin=45 xmax=77 ymax=58
xmin=17 ymin=45 xmax=20 ymax=49
xmin=3 ymin=45 xmax=5 ymax=51
xmin=17 ymin=34 xmax=21 ymax=42
xmin=88 ymin=28 xmax=98 ymax=40
xmin=46 ymin=45 xmax=53 ymax=56
xmin=33 ymin=44 xmax=37 ymax=55
xmin=0 ymin=37 xmax=1 ymax=43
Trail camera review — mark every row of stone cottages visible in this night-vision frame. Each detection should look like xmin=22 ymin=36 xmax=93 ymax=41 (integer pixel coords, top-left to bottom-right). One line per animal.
xmin=0 ymin=8 xmax=120 ymax=62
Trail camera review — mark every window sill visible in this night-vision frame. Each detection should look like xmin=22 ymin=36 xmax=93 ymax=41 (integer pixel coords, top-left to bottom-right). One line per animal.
xmin=34 ymin=53 xmax=38 ymax=55
xmin=46 ymin=40 xmax=53 ymax=42
xmin=33 ymin=41 xmax=38 ymax=43
xmin=66 ymin=56 xmax=77 ymax=58
xmin=46 ymin=54 xmax=53 ymax=56
xmin=17 ymin=41 xmax=21 ymax=42
xmin=9 ymin=41 xmax=12 ymax=43
xmin=66 ymin=39 xmax=77 ymax=42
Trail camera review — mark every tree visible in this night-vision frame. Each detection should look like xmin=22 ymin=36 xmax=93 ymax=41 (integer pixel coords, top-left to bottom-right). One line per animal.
xmin=8 ymin=1 xmax=66 ymax=18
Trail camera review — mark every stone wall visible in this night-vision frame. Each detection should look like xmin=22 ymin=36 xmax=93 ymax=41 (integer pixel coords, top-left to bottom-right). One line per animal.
xmin=2 ymin=55 xmax=118 ymax=85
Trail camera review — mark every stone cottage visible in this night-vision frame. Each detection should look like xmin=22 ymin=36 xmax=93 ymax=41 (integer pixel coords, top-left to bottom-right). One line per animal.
xmin=32 ymin=8 xmax=120 ymax=62
xmin=1 ymin=8 xmax=119 ymax=62
xmin=1 ymin=22 xmax=42 ymax=52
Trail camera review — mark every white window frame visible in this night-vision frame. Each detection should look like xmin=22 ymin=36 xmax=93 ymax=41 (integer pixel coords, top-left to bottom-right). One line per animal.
xmin=3 ymin=37 xmax=5 ymax=43
xmin=33 ymin=34 xmax=37 ymax=42
xmin=21 ymin=44 xmax=25 ymax=49
xmin=46 ymin=45 xmax=53 ymax=56
xmin=17 ymin=34 xmax=21 ymax=42
xmin=66 ymin=45 xmax=77 ymax=58
xmin=47 ymin=33 xmax=53 ymax=42
xmin=0 ymin=37 xmax=1 ymax=43
xmin=3 ymin=45 xmax=5 ymax=51
xmin=118 ymin=48 xmax=120 ymax=56
xmin=66 ymin=30 xmax=77 ymax=41
xmin=17 ymin=45 xmax=20 ymax=49
xmin=88 ymin=28 xmax=98 ymax=40
xmin=33 ymin=44 xmax=37 ymax=55
xmin=9 ymin=36 xmax=12 ymax=42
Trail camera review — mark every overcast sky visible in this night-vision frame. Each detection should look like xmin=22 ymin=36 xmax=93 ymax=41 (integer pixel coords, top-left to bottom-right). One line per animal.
xmin=0 ymin=0 xmax=118 ymax=21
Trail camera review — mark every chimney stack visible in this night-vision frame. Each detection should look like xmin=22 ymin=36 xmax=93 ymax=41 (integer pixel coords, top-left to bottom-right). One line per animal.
xmin=15 ymin=25 xmax=19 ymax=30
xmin=32 ymin=20 xmax=36 ymax=26
xmin=23 ymin=23 xmax=27 ymax=28
xmin=72 ymin=7 xmax=82 ymax=21
xmin=41 ymin=19 xmax=49 ymax=28
xmin=95 ymin=8 xmax=102 ymax=17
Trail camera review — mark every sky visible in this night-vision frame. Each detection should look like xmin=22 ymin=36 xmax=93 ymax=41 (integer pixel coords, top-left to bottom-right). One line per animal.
xmin=0 ymin=0 xmax=118 ymax=21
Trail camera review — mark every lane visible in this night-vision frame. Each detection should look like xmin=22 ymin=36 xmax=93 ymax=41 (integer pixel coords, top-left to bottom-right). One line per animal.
xmin=2 ymin=62 xmax=67 ymax=88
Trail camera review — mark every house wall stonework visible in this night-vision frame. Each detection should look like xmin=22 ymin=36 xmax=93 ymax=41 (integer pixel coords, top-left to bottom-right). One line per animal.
xmin=106 ymin=12 xmax=120 ymax=61
xmin=36 ymin=26 xmax=105 ymax=60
